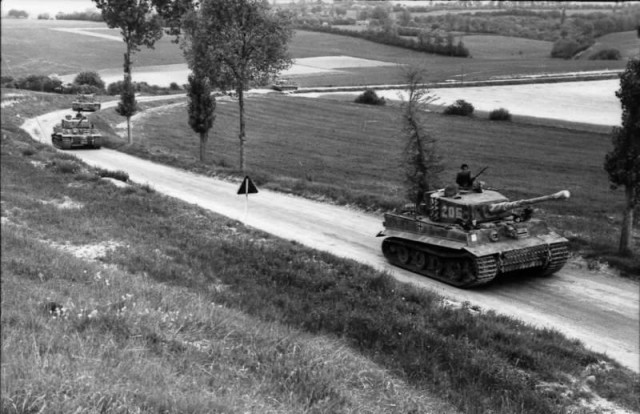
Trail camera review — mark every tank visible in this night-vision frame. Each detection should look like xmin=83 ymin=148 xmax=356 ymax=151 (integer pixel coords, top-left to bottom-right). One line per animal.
xmin=51 ymin=113 xmax=102 ymax=149
xmin=377 ymin=187 xmax=571 ymax=288
xmin=271 ymin=78 xmax=299 ymax=92
xmin=71 ymin=94 xmax=101 ymax=112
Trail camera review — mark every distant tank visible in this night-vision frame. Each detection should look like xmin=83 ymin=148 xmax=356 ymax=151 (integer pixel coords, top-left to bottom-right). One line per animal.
xmin=271 ymin=78 xmax=299 ymax=92
xmin=377 ymin=185 xmax=571 ymax=288
xmin=71 ymin=94 xmax=101 ymax=112
xmin=51 ymin=113 xmax=102 ymax=149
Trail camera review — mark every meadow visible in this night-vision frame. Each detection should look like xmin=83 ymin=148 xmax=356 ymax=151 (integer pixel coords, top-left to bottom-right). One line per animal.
xmin=93 ymin=90 xmax=638 ymax=274
xmin=1 ymin=19 xmax=632 ymax=87
xmin=2 ymin=92 xmax=639 ymax=413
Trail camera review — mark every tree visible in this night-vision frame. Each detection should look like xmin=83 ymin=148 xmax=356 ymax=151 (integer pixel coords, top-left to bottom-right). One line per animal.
xmin=186 ymin=74 xmax=216 ymax=162
xmin=8 ymin=9 xmax=28 ymax=18
xmin=604 ymin=58 xmax=640 ymax=256
xmin=116 ymin=73 xmax=138 ymax=144
xmin=92 ymin=0 xmax=164 ymax=144
xmin=400 ymin=68 xmax=444 ymax=208
xmin=73 ymin=71 xmax=105 ymax=91
xmin=195 ymin=0 xmax=293 ymax=172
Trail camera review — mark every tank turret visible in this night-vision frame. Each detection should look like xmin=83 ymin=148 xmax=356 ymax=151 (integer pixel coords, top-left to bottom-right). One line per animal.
xmin=379 ymin=186 xmax=571 ymax=288
xmin=428 ymin=189 xmax=570 ymax=226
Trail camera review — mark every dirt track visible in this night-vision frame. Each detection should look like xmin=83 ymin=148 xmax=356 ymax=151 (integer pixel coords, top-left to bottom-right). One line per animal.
xmin=21 ymin=99 xmax=639 ymax=373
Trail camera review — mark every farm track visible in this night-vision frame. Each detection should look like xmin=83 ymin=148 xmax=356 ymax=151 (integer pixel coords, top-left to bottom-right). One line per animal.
xmin=20 ymin=95 xmax=639 ymax=373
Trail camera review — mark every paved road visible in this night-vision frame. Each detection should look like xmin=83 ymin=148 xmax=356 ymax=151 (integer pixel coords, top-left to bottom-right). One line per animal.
xmin=22 ymin=100 xmax=639 ymax=373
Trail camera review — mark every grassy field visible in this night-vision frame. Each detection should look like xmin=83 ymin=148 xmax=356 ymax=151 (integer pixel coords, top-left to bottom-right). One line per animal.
xmin=2 ymin=93 xmax=639 ymax=413
xmin=1 ymin=19 xmax=631 ymax=87
xmin=91 ymin=91 xmax=638 ymax=275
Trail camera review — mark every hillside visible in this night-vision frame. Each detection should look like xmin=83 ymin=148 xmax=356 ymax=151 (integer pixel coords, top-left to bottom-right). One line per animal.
xmin=2 ymin=90 xmax=639 ymax=414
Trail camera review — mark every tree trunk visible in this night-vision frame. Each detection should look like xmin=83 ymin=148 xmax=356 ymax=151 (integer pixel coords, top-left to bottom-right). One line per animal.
xmin=238 ymin=87 xmax=246 ymax=173
xmin=199 ymin=130 xmax=208 ymax=163
xmin=127 ymin=116 xmax=132 ymax=145
xmin=619 ymin=184 xmax=635 ymax=255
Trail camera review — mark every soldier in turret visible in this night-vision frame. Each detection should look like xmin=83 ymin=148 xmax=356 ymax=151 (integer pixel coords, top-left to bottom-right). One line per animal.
xmin=456 ymin=164 xmax=473 ymax=189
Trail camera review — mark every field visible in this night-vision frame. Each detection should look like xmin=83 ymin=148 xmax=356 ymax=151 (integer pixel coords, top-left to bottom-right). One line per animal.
xmin=2 ymin=92 xmax=639 ymax=413
xmin=1 ymin=19 xmax=633 ymax=87
xmin=2 ymin=14 xmax=640 ymax=413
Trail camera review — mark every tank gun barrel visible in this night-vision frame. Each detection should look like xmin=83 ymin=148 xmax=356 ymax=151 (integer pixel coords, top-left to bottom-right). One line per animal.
xmin=488 ymin=190 xmax=570 ymax=214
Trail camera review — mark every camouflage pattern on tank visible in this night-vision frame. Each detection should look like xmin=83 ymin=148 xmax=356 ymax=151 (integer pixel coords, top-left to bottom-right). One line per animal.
xmin=378 ymin=186 xmax=570 ymax=288
xmin=71 ymin=94 xmax=101 ymax=112
xmin=51 ymin=114 xmax=102 ymax=150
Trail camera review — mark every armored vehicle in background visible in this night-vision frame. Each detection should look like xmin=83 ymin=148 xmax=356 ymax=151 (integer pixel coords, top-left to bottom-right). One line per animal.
xmin=378 ymin=186 xmax=570 ymax=288
xmin=271 ymin=78 xmax=299 ymax=92
xmin=51 ymin=113 xmax=101 ymax=149
xmin=71 ymin=94 xmax=101 ymax=112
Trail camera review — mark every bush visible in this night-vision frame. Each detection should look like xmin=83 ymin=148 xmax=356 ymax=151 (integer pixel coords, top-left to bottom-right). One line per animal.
xmin=443 ymin=99 xmax=474 ymax=116
xmin=354 ymin=89 xmax=386 ymax=106
xmin=589 ymin=48 xmax=621 ymax=60
xmin=489 ymin=108 xmax=512 ymax=121
xmin=169 ymin=82 xmax=181 ymax=91
xmin=96 ymin=168 xmax=129 ymax=182
xmin=73 ymin=71 xmax=105 ymax=92
xmin=15 ymin=75 xmax=61 ymax=93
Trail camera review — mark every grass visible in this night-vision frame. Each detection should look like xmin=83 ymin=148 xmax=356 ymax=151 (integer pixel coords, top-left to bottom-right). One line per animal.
xmin=92 ymin=91 xmax=639 ymax=276
xmin=2 ymin=112 xmax=639 ymax=413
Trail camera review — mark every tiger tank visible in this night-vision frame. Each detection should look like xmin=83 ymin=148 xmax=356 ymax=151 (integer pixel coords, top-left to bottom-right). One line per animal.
xmin=71 ymin=94 xmax=101 ymax=112
xmin=51 ymin=113 xmax=102 ymax=149
xmin=377 ymin=186 xmax=571 ymax=288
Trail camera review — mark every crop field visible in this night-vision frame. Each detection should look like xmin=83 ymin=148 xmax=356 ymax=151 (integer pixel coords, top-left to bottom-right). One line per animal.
xmin=1 ymin=19 xmax=632 ymax=87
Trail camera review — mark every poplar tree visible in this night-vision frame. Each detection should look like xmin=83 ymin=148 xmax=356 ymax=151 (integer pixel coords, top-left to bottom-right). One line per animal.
xmin=93 ymin=0 xmax=163 ymax=144
xmin=604 ymin=58 xmax=640 ymax=255
xmin=401 ymin=67 xmax=444 ymax=210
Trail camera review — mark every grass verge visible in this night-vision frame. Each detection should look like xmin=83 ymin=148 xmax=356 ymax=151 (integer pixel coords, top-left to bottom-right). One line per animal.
xmin=2 ymin=100 xmax=639 ymax=414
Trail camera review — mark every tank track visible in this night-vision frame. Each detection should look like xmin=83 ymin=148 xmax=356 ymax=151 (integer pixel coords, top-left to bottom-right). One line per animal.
xmin=381 ymin=237 xmax=498 ymax=288
xmin=541 ymin=242 xmax=570 ymax=276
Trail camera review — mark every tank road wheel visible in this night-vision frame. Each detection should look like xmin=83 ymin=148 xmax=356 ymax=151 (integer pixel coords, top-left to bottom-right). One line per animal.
xmin=428 ymin=256 xmax=443 ymax=276
xmin=414 ymin=251 xmax=427 ymax=270
xmin=397 ymin=245 xmax=410 ymax=265
xmin=442 ymin=261 xmax=462 ymax=281
xmin=459 ymin=259 xmax=476 ymax=283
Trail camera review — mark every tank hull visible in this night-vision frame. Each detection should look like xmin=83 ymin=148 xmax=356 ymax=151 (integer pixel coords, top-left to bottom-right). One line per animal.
xmin=51 ymin=133 xmax=101 ymax=149
xmin=380 ymin=212 xmax=569 ymax=288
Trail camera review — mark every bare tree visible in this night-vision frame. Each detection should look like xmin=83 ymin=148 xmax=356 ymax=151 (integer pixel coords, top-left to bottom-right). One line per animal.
xmin=604 ymin=58 xmax=640 ymax=255
xmin=400 ymin=67 xmax=444 ymax=209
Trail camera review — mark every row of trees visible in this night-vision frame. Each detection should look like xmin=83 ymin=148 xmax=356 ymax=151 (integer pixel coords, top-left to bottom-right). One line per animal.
xmin=295 ymin=24 xmax=469 ymax=58
xmin=92 ymin=0 xmax=293 ymax=172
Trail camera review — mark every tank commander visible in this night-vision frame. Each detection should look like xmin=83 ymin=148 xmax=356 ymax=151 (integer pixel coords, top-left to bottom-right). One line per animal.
xmin=456 ymin=164 xmax=473 ymax=189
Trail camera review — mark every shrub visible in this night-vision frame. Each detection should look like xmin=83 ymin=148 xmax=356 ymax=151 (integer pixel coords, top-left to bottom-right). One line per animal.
xmin=443 ymin=99 xmax=474 ymax=116
xmin=15 ymin=75 xmax=62 ymax=93
xmin=489 ymin=108 xmax=512 ymax=121
xmin=96 ymin=168 xmax=129 ymax=182
xmin=169 ymin=82 xmax=181 ymax=91
xmin=354 ymin=89 xmax=386 ymax=106
xmin=51 ymin=160 xmax=81 ymax=174
xmin=73 ymin=71 xmax=105 ymax=92
xmin=589 ymin=48 xmax=621 ymax=60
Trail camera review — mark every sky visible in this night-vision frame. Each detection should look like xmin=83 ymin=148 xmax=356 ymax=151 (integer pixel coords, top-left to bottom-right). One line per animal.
xmin=1 ymin=0 xmax=98 ymax=18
